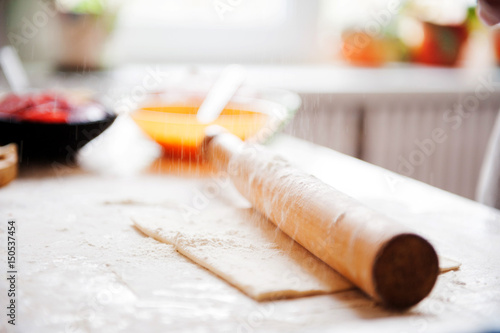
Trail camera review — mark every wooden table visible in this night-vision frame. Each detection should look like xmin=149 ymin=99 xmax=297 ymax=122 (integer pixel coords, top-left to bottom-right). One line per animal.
xmin=1 ymin=118 xmax=500 ymax=332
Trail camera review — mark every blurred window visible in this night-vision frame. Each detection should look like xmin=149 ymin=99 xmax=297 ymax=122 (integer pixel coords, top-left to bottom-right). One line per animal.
xmin=107 ymin=0 xmax=319 ymax=63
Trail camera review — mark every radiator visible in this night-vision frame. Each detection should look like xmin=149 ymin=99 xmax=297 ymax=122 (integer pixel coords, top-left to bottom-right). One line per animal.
xmin=283 ymin=93 xmax=363 ymax=156
xmin=284 ymin=92 xmax=500 ymax=200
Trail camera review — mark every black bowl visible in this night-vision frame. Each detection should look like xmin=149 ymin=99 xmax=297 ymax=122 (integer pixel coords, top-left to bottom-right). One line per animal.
xmin=0 ymin=113 xmax=117 ymax=163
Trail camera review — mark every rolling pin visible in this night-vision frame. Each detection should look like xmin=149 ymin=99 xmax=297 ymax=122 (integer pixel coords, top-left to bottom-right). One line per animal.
xmin=201 ymin=127 xmax=439 ymax=308
xmin=0 ymin=144 xmax=17 ymax=188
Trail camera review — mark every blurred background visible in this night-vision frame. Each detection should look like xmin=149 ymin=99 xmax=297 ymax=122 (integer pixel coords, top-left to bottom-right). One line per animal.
xmin=0 ymin=0 xmax=496 ymax=66
xmin=1 ymin=0 xmax=500 ymax=205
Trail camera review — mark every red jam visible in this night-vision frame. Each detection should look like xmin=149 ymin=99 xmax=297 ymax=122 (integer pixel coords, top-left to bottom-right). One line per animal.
xmin=0 ymin=92 xmax=107 ymax=124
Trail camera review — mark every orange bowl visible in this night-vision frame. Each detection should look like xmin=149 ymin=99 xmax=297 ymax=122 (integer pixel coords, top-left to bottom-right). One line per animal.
xmin=131 ymin=90 xmax=299 ymax=159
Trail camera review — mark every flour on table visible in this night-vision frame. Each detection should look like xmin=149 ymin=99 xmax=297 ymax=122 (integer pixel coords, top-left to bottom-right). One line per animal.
xmin=132 ymin=206 xmax=460 ymax=301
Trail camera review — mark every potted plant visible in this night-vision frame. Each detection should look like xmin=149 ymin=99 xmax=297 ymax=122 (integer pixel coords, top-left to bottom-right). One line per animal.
xmin=55 ymin=0 xmax=119 ymax=71
xmin=399 ymin=1 xmax=474 ymax=67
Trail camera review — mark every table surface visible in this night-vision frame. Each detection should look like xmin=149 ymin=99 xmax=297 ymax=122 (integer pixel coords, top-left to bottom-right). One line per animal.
xmin=1 ymin=118 xmax=500 ymax=333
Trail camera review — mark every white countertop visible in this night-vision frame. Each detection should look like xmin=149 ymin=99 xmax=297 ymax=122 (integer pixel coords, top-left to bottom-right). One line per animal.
xmin=1 ymin=123 xmax=499 ymax=332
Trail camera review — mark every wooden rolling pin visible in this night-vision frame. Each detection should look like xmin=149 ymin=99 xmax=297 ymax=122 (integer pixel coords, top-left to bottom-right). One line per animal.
xmin=0 ymin=144 xmax=17 ymax=188
xmin=202 ymin=127 xmax=439 ymax=308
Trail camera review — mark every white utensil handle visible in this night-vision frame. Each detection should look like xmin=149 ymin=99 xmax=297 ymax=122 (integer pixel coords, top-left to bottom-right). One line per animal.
xmin=196 ymin=64 xmax=246 ymax=124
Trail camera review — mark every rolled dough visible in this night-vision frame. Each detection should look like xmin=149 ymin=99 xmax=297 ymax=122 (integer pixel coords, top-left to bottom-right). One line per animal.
xmin=132 ymin=206 xmax=460 ymax=301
